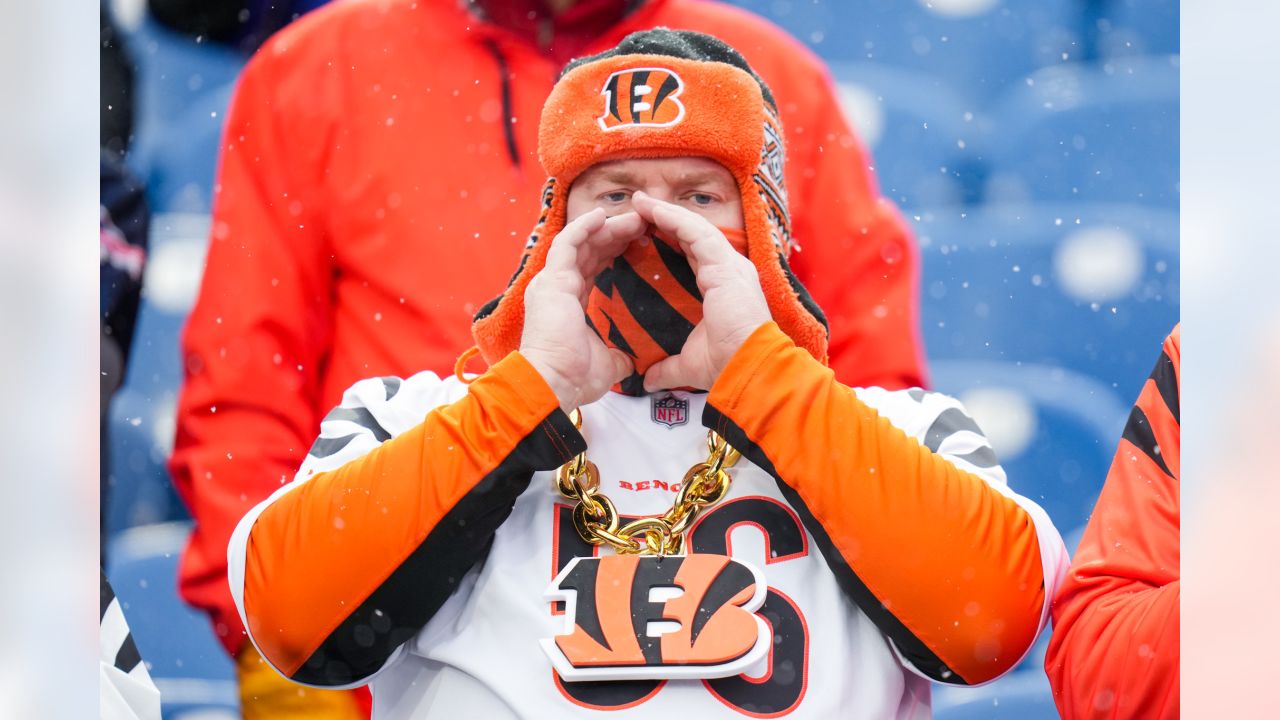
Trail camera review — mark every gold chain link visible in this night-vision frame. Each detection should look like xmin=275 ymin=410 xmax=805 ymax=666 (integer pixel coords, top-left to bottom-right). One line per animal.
xmin=555 ymin=409 xmax=741 ymax=556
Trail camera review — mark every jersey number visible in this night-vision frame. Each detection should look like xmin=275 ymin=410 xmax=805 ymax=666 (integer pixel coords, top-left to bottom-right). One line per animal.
xmin=550 ymin=496 xmax=810 ymax=716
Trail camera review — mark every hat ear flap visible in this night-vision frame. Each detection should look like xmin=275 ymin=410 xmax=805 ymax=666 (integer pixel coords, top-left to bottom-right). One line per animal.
xmin=472 ymin=178 xmax=568 ymax=365
xmin=735 ymin=109 xmax=829 ymax=366
xmin=737 ymin=176 xmax=830 ymax=367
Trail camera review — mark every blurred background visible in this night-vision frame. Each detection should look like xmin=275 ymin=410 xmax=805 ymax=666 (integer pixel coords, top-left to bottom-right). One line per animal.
xmin=97 ymin=0 xmax=1178 ymax=717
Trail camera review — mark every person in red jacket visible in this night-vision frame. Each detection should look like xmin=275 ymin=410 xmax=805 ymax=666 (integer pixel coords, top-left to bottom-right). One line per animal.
xmin=1044 ymin=325 xmax=1180 ymax=719
xmin=171 ymin=1 xmax=926 ymax=715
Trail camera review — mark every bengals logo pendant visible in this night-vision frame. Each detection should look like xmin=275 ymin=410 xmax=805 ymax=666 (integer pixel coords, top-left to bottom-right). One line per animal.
xmin=542 ymin=554 xmax=770 ymax=682
xmin=597 ymin=68 xmax=686 ymax=132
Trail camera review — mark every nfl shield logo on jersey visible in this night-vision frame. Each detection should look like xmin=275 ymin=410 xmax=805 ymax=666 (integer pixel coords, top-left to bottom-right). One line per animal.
xmin=651 ymin=393 xmax=689 ymax=428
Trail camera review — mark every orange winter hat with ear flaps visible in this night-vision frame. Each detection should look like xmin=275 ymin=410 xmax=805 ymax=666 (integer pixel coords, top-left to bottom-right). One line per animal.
xmin=470 ymin=28 xmax=829 ymax=392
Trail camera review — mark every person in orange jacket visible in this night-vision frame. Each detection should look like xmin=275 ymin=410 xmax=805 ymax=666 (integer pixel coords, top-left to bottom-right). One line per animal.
xmin=1044 ymin=324 xmax=1180 ymax=719
xmin=170 ymin=1 xmax=926 ymax=716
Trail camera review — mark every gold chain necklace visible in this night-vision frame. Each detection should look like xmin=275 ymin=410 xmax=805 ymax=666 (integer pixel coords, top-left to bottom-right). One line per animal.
xmin=555 ymin=408 xmax=742 ymax=556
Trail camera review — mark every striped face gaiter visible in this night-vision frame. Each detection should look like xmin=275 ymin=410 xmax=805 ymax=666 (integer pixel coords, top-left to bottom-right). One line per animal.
xmin=585 ymin=226 xmax=748 ymax=395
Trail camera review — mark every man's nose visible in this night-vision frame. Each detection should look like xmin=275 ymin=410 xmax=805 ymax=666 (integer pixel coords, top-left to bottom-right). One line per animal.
xmin=640 ymin=186 xmax=676 ymax=204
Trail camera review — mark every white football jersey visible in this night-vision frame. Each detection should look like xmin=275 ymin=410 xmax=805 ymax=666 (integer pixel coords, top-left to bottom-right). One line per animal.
xmin=230 ymin=370 xmax=1066 ymax=719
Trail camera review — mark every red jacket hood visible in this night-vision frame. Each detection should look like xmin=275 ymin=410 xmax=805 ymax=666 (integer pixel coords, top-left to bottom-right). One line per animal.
xmin=460 ymin=0 xmax=668 ymax=65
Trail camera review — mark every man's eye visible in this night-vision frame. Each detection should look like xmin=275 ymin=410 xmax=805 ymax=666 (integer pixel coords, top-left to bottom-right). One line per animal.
xmin=688 ymin=193 xmax=715 ymax=206
xmin=603 ymin=191 xmax=630 ymax=203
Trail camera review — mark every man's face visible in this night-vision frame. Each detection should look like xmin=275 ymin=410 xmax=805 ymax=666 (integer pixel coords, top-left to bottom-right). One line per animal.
xmin=566 ymin=157 xmax=744 ymax=231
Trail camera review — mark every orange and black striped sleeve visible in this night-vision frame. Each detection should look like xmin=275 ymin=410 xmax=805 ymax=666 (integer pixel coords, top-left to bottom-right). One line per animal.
xmin=1045 ymin=326 xmax=1180 ymax=719
xmin=227 ymin=352 xmax=584 ymax=687
xmin=705 ymin=322 xmax=1062 ymax=686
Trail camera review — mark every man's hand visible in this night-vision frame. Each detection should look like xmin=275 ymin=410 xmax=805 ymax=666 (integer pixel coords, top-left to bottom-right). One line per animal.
xmin=630 ymin=192 xmax=772 ymax=392
xmin=520 ymin=207 xmax=647 ymax=412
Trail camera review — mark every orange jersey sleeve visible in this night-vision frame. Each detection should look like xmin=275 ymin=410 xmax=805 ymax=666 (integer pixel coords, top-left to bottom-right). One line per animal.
xmin=705 ymin=322 xmax=1061 ymax=685
xmin=1045 ymin=326 xmax=1180 ymax=719
xmin=231 ymin=353 xmax=584 ymax=686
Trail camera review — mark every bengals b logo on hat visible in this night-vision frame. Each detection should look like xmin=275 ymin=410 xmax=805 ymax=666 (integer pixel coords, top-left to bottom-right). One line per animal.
xmin=598 ymin=68 xmax=686 ymax=131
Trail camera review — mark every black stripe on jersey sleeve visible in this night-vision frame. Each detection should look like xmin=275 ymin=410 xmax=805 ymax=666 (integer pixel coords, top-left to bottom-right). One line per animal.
xmin=101 ymin=572 xmax=143 ymax=674
xmin=323 ymin=406 xmax=392 ymax=442
xmin=114 ymin=633 xmax=142 ymax=674
xmin=954 ymin=445 xmax=999 ymax=469
xmin=923 ymin=408 xmax=985 ymax=453
xmin=308 ymin=433 xmax=359 ymax=459
xmin=1121 ymin=405 xmax=1173 ymax=478
xmin=101 ymin=570 xmax=114 ymax=622
xmin=1150 ymin=350 xmax=1180 ymax=424
xmin=702 ymin=403 xmax=967 ymax=686
xmin=290 ymin=410 xmax=585 ymax=687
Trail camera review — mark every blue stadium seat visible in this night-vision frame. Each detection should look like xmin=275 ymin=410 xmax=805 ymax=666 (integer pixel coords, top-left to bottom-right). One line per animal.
xmin=829 ymin=63 xmax=977 ymax=207
xmin=1064 ymin=523 xmax=1087 ymax=556
xmin=981 ymin=55 xmax=1179 ymax=206
xmin=126 ymin=16 xmax=245 ymax=214
xmin=933 ymin=668 xmax=1059 ymax=719
xmin=929 ymin=359 xmax=1127 ymax=549
xmin=728 ymin=0 xmax=1084 ymax=97
xmin=105 ymin=387 xmax=186 ymax=539
xmin=106 ymin=213 xmax=210 ymax=539
xmin=915 ymin=202 xmax=1178 ymax=401
xmin=1095 ymin=0 xmax=1179 ymax=58
xmin=122 ymin=212 xmax=210 ymax=390
xmin=107 ymin=13 xmax=238 ymax=539
xmin=106 ymin=522 xmax=239 ymax=719
xmin=106 ymin=12 xmax=238 ymax=539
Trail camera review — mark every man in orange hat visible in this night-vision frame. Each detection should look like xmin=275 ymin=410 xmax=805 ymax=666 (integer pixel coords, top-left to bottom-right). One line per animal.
xmin=227 ymin=30 xmax=1064 ymax=718
xmin=175 ymin=2 xmax=927 ymax=716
